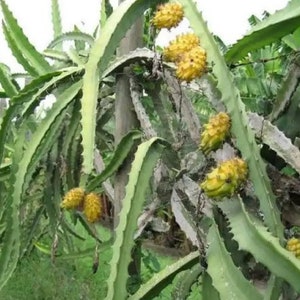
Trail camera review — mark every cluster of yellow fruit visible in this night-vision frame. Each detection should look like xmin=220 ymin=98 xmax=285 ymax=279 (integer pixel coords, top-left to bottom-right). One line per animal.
xmin=152 ymin=2 xmax=207 ymax=82
xmin=286 ymin=237 xmax=300 ymax=259
xmin=199 ymin=112 xmax=248 ymax=199
xmin=60 ymin=187 xmax=102 ymax=223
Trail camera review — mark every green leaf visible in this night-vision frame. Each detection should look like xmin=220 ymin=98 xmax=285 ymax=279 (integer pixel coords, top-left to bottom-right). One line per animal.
xmin=60 ymin=218 xmax=86 ymax=242
xmin=0 ymin=63 xmax=18 ymax=97
xmin=73 ymin=26 xmax=87 ymax=52
xmin=225 ymin=0 xmax=300 ymax=63
xmin=171 ymin=186 xmax=200 ymax=246
xmin=179 ymin=0 xmax=283 ymax=239
xmin=101 ymin=48 xmax=155 ymax=79
xmin=207 ymin=221 xmax=263 ymax=300
xmin=129 ymin=251 xmax=199 ymax=300
xmin=0 ymin=71 xmax=58 ymax=162
xmin=0 ymin=91 xmax=7 ymax=98
xmin=0 ymin=163 xmax=10 ymax=182
xmin=264 ymin=276 xmax=283 ymax=300
xmin=86 ymin=130 xmax=142 ymax=192
xmin=106 ymin=137 xmax=168 ymax=300
xmin=0 ymin=125 xmax=26 ymax=290
xmin=218 ymin=198 xmax=300 ymax=293
xmin=47 ymin=32 xmax=94 ymax=49
xmin=1 ymin=0 xmax=52 ymax=75
xmin=100 ymin=0 xmax=108 ymax=29
xmin=269 ymin=56 xmax=300 ymax=121
xmin=51 ymin=0 xmax=63 ymax=49
xmin=283 ymin=27 xmax=300 ymax=50
xmin=100 ymin=0 xmax=113 ymax=29
xmin=61 ymin=100 xmax=82 ymax=189
xmin=57 ymin=242 xmax=111 ymax=260
xmin=171 ymin=264 xmax=202 ymax=300
xmin=2 ymin=23 xmax=38 ymax=76
xmin=0 ymin=81 xmax=82 ymax=290
xmin=66 ymin=125 xmax=82 ymax=188
xmin=33 ymin=242 xmax=52 ymax=255
xmin=202 ymin=272 xmax=220 ymax=300
xmin=75 ymin=213 xmax=102 ymax=244
xmin=25 ymin=83 xmax=82 ymax=188
xmin=80 ymin=0 xmax=167 ymax=174
xmin=43 ymin=49 xmax=70 ymax=62
xmin=64 ymin=48 xmax=84 ymax=66
xmin=20 ymin=205 xmax=45 ymax=257
xmin=0 ymin=68 xmax=80 ymax=164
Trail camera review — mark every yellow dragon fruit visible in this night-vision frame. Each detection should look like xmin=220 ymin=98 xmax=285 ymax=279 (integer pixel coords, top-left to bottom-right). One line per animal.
xmin=286 ymin=237 xmax=300 ymax=258
xmin=60 ymin=188 xmax=85 ymax=209
xmin=163 ymin=33 xmax=200 ymax=62
xmin=83 ymin=192 xmax=102 ymax=223
xmin=200 ymin=112 xmax=230 ymax=155
xmin=175 ymin=46 xmax=207 ymax=82
xmin=200 ymin=158 xmax=248 ymax=199
xmin=152 ymin=2 xmax=184 ymax=30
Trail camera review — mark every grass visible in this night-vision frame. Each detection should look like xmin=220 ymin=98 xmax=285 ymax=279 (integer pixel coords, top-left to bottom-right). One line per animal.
xmin=0 ymin=222 xmax=183 ymax=300
xmin=0 ymin=255 xmax=99 ymax=300
xmin=0 ymin=225 xmax=112 ymax=299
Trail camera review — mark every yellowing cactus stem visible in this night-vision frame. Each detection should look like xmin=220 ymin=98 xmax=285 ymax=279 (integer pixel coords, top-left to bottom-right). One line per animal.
xmin=200 ymin=158 xmax=248 ymax=199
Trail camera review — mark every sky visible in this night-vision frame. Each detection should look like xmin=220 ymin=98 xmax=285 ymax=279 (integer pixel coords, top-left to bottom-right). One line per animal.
xmin=0 ymin=0 xmax=290 ymax=72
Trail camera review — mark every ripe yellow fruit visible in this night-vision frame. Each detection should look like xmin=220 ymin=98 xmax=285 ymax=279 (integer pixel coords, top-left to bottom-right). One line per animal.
xmin=200 ymin=158 xmax=248 ymax=199
xmin=60 ymin=188 xmax=85 ymax=209
xmin=163 ymin=33 xmax=200 ymax=62
xmin=200 ymin=112 xmax=230 ymax=155
xmin=175 ymin=46 xmax=207 ymax=82
xmin=152 ymin=2 xmax=184 ymax=30
xmin=83 ymin=193 xmax=102 ymax=223
xmin=286 ymin=237 xmax=300 ymax=258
